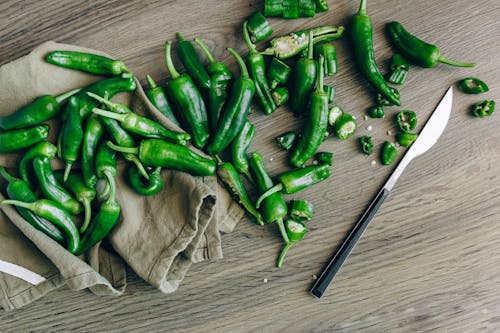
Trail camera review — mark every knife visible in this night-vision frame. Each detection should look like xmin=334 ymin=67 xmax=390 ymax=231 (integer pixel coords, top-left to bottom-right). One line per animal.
xmin=0 ymin=260 xmax=46 ymax=285
xmin=310 ymin=86 xmax=454 ymax=298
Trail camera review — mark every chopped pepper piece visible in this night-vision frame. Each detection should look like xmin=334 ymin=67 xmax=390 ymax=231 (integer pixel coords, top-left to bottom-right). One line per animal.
xmin=334 ymin=113 xmax=357 ymax=140
xmin=272 ymin=87 xmax=290 ymax=107
xmin=289 ymin=199 xmax=315 ymax=221
xmin=264 ymin=0 xmax=284 ymax=17
xmin=472 ymin=100 xmax=495 ymax=118
xmin=328 ymin=105 xmax=343 ymax=126
xmin=459 ymin=78 xmax=489 ymax=94
xmin=386 ymin=53 xmax=409 ymax=85
xmin=367 ymin=105 xmax=385 ymax=118
xmin=359 ymin=135 xmax=374 ymax=155
xmin=397 ymin=132 xmax=417 ymax=147
xmin=381 ymin=141 xmax=397 ymax=165
xmin=267 ymin=57 xmax=292 ymax=90
xmin=396 ymin=110 xmax=417 ymax=133
xmin=276 ymin=131 xmax=298 ymax=151
xmin=247 ymin=11 xmax=273 ymax=43
xmin=314 ymin=151 xmax=333 ymax=165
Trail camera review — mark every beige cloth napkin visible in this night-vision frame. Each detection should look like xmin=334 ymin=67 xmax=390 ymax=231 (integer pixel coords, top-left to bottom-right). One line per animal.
xmin=0 ymin=41 xmax=244 ymax=311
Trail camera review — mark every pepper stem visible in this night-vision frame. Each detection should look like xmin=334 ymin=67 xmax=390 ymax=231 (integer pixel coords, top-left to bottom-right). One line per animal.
xmin=307 ymin=30 xmax=314 ymax=60
xmin=176 ymin=32 xmax=185 ymax=41
xmin=106 ymin=141 xmax=139 ymax=155
xmin=55 ymin=88 xmax=81 ymax=104
xmin=276 ymin=242 xmax=294 ymax=268
xmin=276 ymin=218 xmax=290 ymax=244
xmin=358 ymin=0 xmax=367 ymax=15
xmin=146 ymin=75 xmax=158 ymax=89
xmin=0 ymin=167 xmax=17 ymax=183
xmin=63 ymin=163 xmax=72 ymax=182
xmin=92 ymin=107 xmax=126 ymax=122
xmin=87 ymin=93 xmax=121 ymax=112
xmin=128 ymin=157 xmax=150 ymax=180
xmin=255 ymin=183 xmax=283 ymax=209
xmin=438 ymin=56 xmax=475 ymax=68
xmin=194 ymin=38 xmax=216 ymax=64
xmin=227 ymin=48 xmax=250 ymax=78
xmin=243 ymin=21 xmax=258 ymax=54
xmin=312 ymin=31 xmax=346 ymax=45
xmin=79 ymin=199 xmax=92 ymax=234
xmin=165 ymin=42 xmax=180 ymax=79
xmin=2 ymin=200 xmax=34 ymax=211
xmin=103 ymin=170 xmax=117 ymax=202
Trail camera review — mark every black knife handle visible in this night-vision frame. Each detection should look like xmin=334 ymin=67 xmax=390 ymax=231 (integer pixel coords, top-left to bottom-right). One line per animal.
xmin=310 ymin=187 xmax=390 ymax=298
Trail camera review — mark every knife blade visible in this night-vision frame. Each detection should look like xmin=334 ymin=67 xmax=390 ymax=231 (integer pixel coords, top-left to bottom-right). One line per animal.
xmin=0 ymin=260 xmax=46 ymax=285
xmin=310 ymin=87 xmax=453 ymax=298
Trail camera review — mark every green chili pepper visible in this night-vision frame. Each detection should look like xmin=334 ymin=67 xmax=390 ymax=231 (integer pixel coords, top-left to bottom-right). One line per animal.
xmin=314 ymin=0 xmax=329 ymax=12
xmin=289 ymin=199 xmax=315 ymax=221
xmin=299 ymin=0 xmax=316 ymax=17
xmin=45 ymin=51 xmax=130 ymax=76
xmin=264 ymin=0 xmax=284 ymax=17
xmin=176 ymin=33 xmax=211 ymax=89
xmin=231 ymin=121 xmax=255 ymax=181
xmin=386 ymin=53 xmax=409 ymax=85
xmin=267 ymin=57 xmax=292 ymax=90
xmin=165 ymin=41 xmax=209 ymax=149
xmin=243 ymin=21 xmax=276 ymax=115
xmin=206 ymin=48 xmax=256 ymax=154
xmin=334 ymin=113 xmax=357 ymax=140
xmin=194 ymin=38 xmax=234 ymax=134
xmin=314 ymin=42 xmax=337 ymax=76
xmin=367 ymin=105 xmax=384 ymax=118
xmin=0 ymin=167 xmax=65 ymax=244
xmin=290 ymin=30 xmax=317 ymax=114
xmin=95 ymin=141 xmax=117 ymax=201
xmin=376 ymin=89 xmax=400 ymax=106
xmin=217 ymin=162 xmax=263 ymax=226
xmin=272 ymin=87 xmax=290 ymax=107
xmin=328 ymin=105 xmax=343 ymax=126
xmin=350 ymin=0 xmax=401 ymax=106
xmin=386 ymin=21 xmax=475 ymax=68
xmin=396 ymin=132 xmax=417 ymax=147
xmin=290 ymin=55 xmax=328 ymax=167
xmin=276 ymin=219 xmax=307 ymax=267
xmin=459 ymin=78 xmax=489 ymax=94
xmin=256 ymin=163 xmax=331 ymax=208
xmin=81 ymin=114 xmax=105 ymax=188
xmin=359 ymin=135 xmax=374 ymax=155
xmin=2 ymin=199 xmax=80 ymax=253
xmin=381 ymin=141 xmax=397 ymax=165
xmin=396 ymin=110 xmax=417 ymax=133
xmin=324 ymin=85 xmax=336 ymax=104
xmin=282 ymin=0 xmax=300 ymax=19
xmin=0 ymin=125 xmax=49 ymax=154
xmin=107 ymin=139 xmax=216 ymax=176
xmin=19 ymin=141 xmax=57 ymax=189
xmin=276 ymin=131 xmax=298 ymax=151
xmin=249 ymin=152 xmax=289 ymax=243
xmin=315 ymin=151 xmax=333 ymax=165
xmin=127 ymin=166 xmax=163 ymax=196
xmin=0 ymin=89 xmax=80 ymax=130
xmin=60 ymin=96 xmax=84 ymax=181
xmin=144 ymin=75 xmax=180 ymax=126
xmin=247 ymin=11 xmax=273 ymax=42
xmin=261 ymin=25 xmax=345 ymax=60
xmin=472 ymin=100 xmax=495 ymax=118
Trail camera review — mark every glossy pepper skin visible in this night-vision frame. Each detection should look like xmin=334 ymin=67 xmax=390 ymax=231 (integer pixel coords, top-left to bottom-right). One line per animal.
xmin=249 ymin=152 xmax=289 ymax=243
xmin=165 ymin=41 xmax=209 ymax=149
xmin=386 ymin=53 xmax=409 ymax=85
xmin=397 ymin=132 xmax=417 ymax=147
xmin=194 ymin=38 xmax=234 ymax=134
xmin=267 ymin=57 xmax=292 ymax=90
xmin=107 ymin=140 xmax=216 ymax=177
xmin=144 ymin=75 xmax=180 ymax=127
xmin=176 ymin=33 xmax=211 ymax=89
xmin=386 ymin=21 xmax=475 ymax=68
xmin=0 ymin=167 xmax=65 ymax=244
xmin=127 ymin=166 xmax=163 ymax=196
xmin=243 ymin=21 xmax=276 ymax=115
xmin=290 ymin=55 xmax=329 ymax=167
xmin=231 ymin=120 xmax=255 ymax=181
xmin=2 ymin=199 xmax=80 ymax=254
xmin=19 ymin=141 xmax=57 ymax=188
xmin=314 ymin=42 xmax=337 ymax=76
xmin=289 ymin=199 xmax=314 ymax=221
xmin=45 ymin=51 xmax=130 ymax=76
xmin=247 ymin=11 xmax=273 ymax=42
xmin=459 ymin=78 xmax=489 ymax=94
xmin=0 ymin=89 xmax=79 ymax=130
xmin=206 ymin=48 xmax=256 ymax=154
xmin=314 ymin=0 xmax=329 ymax=12
xmin=290 ymin=30 xmax=317 ymax=114
xmin=381 ymin=141 xmax=397 ymax=165
xmin=276 ymin=131 xmax=298 ymax=151
xmin=60 ymin=96 xmax=84 ymax=181
xmin=0 ymin=125 xmax=49 ymax=154
xmin=350 ymin=0 xmax=401 ymax=106
xmin=81 ymin=114 xmax=105 ymax=188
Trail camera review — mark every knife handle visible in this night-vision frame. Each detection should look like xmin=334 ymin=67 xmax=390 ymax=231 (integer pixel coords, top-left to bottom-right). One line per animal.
xmin=310 ymin=187 xmax=390 ymax=298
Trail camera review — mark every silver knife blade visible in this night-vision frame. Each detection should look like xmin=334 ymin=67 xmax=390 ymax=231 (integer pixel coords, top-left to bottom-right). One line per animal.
xmin=0 ymin=260 xmax=46 ymax=285
xmin=384 ymin=86 xmax=453 ymax=191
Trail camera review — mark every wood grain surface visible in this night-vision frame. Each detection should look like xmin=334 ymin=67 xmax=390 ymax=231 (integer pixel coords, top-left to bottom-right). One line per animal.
xmin=1 ymin=0 xmax=500 ymax=332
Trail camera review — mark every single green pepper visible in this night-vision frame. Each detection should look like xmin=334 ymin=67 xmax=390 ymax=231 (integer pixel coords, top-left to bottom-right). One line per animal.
xmin=217 ymin=162 xmax=263 ymax=226
xmin=45 ymin=51 xmax=130 ymax=76
xmin=256 ymin=163 xmax=331 ymax=207
xmin=315 ymin=151 xmax=333 ymax=165
xmin=472 ymin=100 xmax=495 ymax=118
xmin=0 ymin=125 xmax=49 ymax=154
xmin=249 ymin=152 xmax=289 ymax=243
xmin=459 ymin=78 xmax=489 ymax=94
xmin=276 ymin=131 xmax=298 ymax=151
xmin=299 ymin=0 xmax=316 ymax=17
xmin=290 ymin=30 xmax=317 ymax=114
xmin=272 ymin=87 xmax=290 ymax=107
xmin=261 ymin=25 xmax=345 ymax=60
xmin=194 ymin=37 xmax=234 ymax=134
xmin=283 ymin=0 xmax=300 ymax=19
xmin=267 ymin=57 xmax=292 ymax=90
xmin=127 ymin=166 xmax=163 ymax=196
xmin=334 ymin=113 xmax=357 ymax=140
xmin=107 ymin=139 xmax=216 ymax=176
xmin=359 ymin=135 xmax=374 ymax=155
xmin=247 ymin=11 xmax=273 ymax=42
xmin=95 ymin=141 xmax=118 ymax=201
xmin=60 ymin=96 xmax=84 ymax=181
xmin=0 ymin=89 xmax=80 ymax=130
xmin=276 ymin=219 xmax=308 ymax=267
xmin=231 ymin=121 xmax=255 ymax=181
xmin=144 ymin=75 xmax=180 ymax=126
xmin=81 ymin=114 xmax=105 ymax=188
xmin=165 ymin=41 xmax=209 ymax=149
xmin=396 ymin=110 xmax=417 ymax=133
xmin=328 ymin=105 xmax=343 ymax=126
xmin=264 ymin=0 xmax=284 ymax=17
xmin=397 ymin=132 xmax=417 ymax=147
xmin=176 ymin=33 xmax=211 ymax=89
xmin=386 ymin=53 xmax=409 ymax=85
xmin=314 ymin=42 xmax=337 ymax=76
xmin=206 ymin=48 xmax=256 ymax=154
xmin=0 ymin=167 xmax=65 ymax=244
xmin=19 ymin=141 xmax=57 ymax=188
xmin=386 ymin=21 xmax=475 ymax=68
xmin=314 ymin=0 xmax=329 ymax=12
xmin=350 ymin=0 xmax=401 ymax=106
xmin=290 ymin=55 xmax=329 ymax=167
xmin=2 ymin=199 xmax=80 ymax=253
xmin=289 ymin=199 xmax=315 ymax=221
xmin=367 ymin=105 xmax=385 ymax=118
xmin=381 ymin=141 xmax=397 ymax=165
xmin=243 ymin=21 xmax=277 ymax=115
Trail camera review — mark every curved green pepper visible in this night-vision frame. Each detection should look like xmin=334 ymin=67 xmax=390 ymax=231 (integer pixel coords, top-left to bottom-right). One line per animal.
xmin=60 ymin=96 xmax=84 ymax=181
xmin=144 ymin=75 xmax=180 ymax=126
xmin=176 ymin=33 xmax=211 ymax=89
xmin=0 ymin=125 xmax=49 ymax=154
xmin=45 ymin=51 xmax=130 ymax=76
xmin=127 ymin=166 xmax=163 ymax=196
xmin=290 ymin=30 xmax=317 ymax=114
xmin=231 ymin=120 xmax=255 ymax=181
xmin=19 ymin=141 xmax=57 ymax=189
xmin=81 ymin=114 xmax=105 ymax=188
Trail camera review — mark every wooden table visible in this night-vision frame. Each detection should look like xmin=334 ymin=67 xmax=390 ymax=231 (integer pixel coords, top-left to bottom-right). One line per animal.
xmin=1 ymin=0 xmax=499 ymax=331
